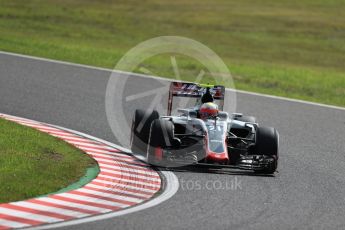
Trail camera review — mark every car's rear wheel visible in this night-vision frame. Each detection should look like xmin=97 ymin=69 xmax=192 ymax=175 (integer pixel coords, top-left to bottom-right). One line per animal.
xmin=147 ymin=119 xmax=175 ymax=166
xmin=253 ymin=126 xmax=279 ymax=174
xmin=130 ymin=109 xmax=159 ymax=155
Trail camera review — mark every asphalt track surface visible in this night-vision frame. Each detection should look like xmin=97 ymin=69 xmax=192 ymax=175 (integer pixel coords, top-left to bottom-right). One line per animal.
xmin=1 ymin=52 xmax=345 ymax=230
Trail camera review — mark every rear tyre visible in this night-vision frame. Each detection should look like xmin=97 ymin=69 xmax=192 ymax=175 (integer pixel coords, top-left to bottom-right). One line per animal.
xmin=130 ymin=109 xmax=159 ymax=155
xmin=147 ymin=119 xmax=174 ymax=166
xmin=253 ymin=126 xmax=279 ymax=174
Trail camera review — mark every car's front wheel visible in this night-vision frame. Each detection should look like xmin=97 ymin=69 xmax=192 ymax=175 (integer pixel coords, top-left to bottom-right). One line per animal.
xmin=253 ymin=126 xmax=279 ymax=174
xmin=147 ymin=119 xmax=175 ymax=166
xmin=130 ymin=109 xmax=159 ymax=155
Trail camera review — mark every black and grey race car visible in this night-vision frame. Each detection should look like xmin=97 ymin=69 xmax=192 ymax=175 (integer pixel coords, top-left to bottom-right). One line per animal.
xmin=130 ymin=82 xmax=279 ymax=174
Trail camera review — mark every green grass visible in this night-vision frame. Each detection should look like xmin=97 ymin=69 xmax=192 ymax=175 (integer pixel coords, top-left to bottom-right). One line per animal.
xmin=0 ymin=0 xmax=344 ymax=106
xmin=0 ymin=118 xmax=96 ymax=203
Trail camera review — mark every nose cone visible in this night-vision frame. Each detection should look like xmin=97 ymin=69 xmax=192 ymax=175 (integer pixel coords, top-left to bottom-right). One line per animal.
xmin=206 ymin=151 xmax=229 ymax=164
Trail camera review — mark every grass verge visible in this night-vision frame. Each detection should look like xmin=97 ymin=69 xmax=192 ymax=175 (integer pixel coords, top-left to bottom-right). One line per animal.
xmin=0 ymin=0 xmax=344 ymax=106
xmin=0 ymin=117 xmax=97 ymax=203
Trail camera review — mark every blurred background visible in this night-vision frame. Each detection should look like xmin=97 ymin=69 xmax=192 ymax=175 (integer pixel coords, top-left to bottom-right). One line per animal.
xmin=0 ymin=0 xmax=344 ymax=106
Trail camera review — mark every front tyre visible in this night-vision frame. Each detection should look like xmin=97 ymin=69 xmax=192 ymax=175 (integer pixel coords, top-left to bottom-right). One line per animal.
xmin=130 ymin=109 xmax=159 ymax=155
xmin=253 ymin=126 xmax=279 ymax=174
xmin=147 ymin=119 xmax=175 ymax=166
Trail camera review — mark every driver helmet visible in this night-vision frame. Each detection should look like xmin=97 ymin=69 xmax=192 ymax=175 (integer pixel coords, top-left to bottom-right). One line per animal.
xmin=199 ymin=102 xmax=218 ymax=119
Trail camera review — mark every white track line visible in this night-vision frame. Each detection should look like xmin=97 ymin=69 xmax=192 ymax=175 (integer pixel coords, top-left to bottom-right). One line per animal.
xmin=12 ymin=202 xmax=88 ymax=218
xmin=87 ymin=152 xmax=137 ymax=161
xmin=99 ymin=166 xmax=160 ymax=178
xmin=54 ymin=194 xmax=129 ymax=208
xmin=97 ymin=173 xmax=161 ymax=185
xmin=99 ymin=169 xmax=161 ymax=181
xmin=0 ymin=208 xmax=63 ymax=223
xmin=94 ymin=177 xmax=160 ymax=189
xmin=35 ymin=198 xmax=112 ymax=213
xmin=0 ymin=50 xmax=344 ymax=111
xmin=0 ymin=219 xmax=29 ymax=228
xmin=91 ymin=179 xmax=158 ymax=193
xmin=76 ymin=188 xmax=144 ymax=203
xmin=84 ymin=184 xmax=152 ymax=199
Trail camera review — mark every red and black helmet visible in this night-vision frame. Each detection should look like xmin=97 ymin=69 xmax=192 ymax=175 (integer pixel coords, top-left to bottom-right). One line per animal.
xmin=199 ymin=102 xmax=218 ymax=119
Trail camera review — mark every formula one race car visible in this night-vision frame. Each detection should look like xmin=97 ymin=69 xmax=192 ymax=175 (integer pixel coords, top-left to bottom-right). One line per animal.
xmin=130 ymin=82 xmax=279 ymax=174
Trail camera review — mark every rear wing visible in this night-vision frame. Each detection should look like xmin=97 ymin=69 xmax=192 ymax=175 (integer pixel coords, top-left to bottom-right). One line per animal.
xmin=167 ymin=82 xmax=225 ymax=115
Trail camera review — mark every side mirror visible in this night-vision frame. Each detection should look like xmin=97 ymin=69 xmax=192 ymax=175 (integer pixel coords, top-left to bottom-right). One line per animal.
xmin=231 ymin=113 xmax=243 ymax=119
xmin=218 ymin=111 xmax=229 ymax=121
xmin=188 ymin=110 xmax=198 ymax=118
